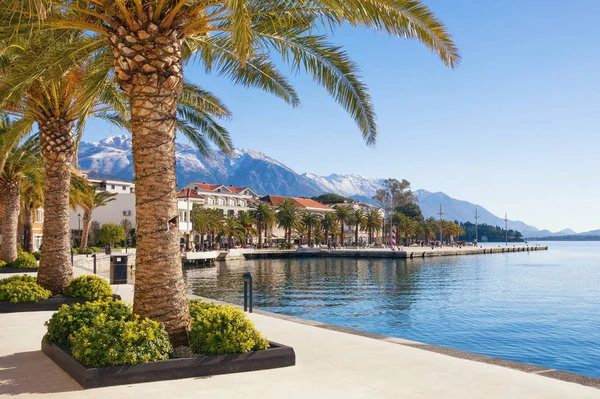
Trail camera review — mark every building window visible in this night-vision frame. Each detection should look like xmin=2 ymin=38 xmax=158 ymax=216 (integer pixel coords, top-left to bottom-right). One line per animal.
xmin=111 ymin=184 xmax=115 ymax=189
xmin=130 ymin=187 xmax=134 ymax=193
xmin=229 ymin=199 xmax=235 ymax=206
xmin=228 ymin=210 xmax=234 ymax=216
xmin=208 ymin=197 xmax=214 ymax=205
xmin=239 ymin=201 xmax=245 ymax=207
xmin=36 ymin=209 xmax=44 ymax=223
xmin=122 ymin=185 xmax=126 ymax=190
xmin=218 ymin=198 xmax=224 ymax=205
xmin=179 ymin=210 xmax=187 ymax=223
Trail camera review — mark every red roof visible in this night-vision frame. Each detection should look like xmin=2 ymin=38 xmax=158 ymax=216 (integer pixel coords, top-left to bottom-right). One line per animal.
xmin=260 ymin=195 xmax=332 ymax=211
xmin=177 ymin=188 xmax=204 ymax=199
xmin=189 ymin=183 xmax=254 ymax=194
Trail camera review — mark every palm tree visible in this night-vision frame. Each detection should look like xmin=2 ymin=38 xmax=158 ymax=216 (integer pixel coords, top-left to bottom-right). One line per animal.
xmin=221 ymin=215 xmax=244 ymax=249
xmin=251 ymin=203 xmax=276 ymax=249
xmin=237 ymin=211 xmax=257 ymax=246
xmin=364 ymin=209 xmax=383 ymax=245
xmin=0 ymin=132 xmax=39 ymax=263
xmin=321 ymin=213 xmax=339 ymax=247
xmin=334 ymin=205 xmax=352 ymax=247
xmin=347 ymin=208 xmax=366 ymax=246
xmin=277 ymin=199 xmax=299 ymax=245
xmin=2 ymin=0 xmax=458 ymax=344
xmin=300 ymin=212 xmax=322 ymax=247
xmin=70 ymin=177 xmax=117 ymax=249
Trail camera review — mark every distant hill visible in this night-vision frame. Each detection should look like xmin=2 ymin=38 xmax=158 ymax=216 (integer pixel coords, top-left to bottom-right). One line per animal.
xmin=78 ymin=134 xmax=596 ymax=237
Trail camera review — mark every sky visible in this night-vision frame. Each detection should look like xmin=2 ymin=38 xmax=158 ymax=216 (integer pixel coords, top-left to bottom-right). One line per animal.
xmin=84 ymin=0 xmax=600 ymax=233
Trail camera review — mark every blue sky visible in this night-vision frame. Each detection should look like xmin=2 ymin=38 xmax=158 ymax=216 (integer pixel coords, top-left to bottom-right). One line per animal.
xmin=85 ymin=1 xmax=600 ymax=233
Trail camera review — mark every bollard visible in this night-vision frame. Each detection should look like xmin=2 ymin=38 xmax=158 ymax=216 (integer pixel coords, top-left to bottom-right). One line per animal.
xmin=243 ymin=272 xmax=253 ymax=313
xmin=71 ymin=248 xmax=74 ymax=266
xmin=92 ymin=253 xmax=97 ymax=275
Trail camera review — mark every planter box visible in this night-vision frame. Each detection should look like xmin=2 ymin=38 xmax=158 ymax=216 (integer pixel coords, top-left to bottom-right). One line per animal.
xmin=0 ymin=294 xmax=122 ymax=313
xmin=0 ymin=267 xmax=39 ymax=273
xmin=42 ymin=340 xmax=296 ymax=389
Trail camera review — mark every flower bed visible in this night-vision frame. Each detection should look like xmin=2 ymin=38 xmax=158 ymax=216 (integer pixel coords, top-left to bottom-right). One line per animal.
xmin=42 ymin=299 xmax=295 ymax=388
xmin=0 ymin=275 xmax=119 ymax=313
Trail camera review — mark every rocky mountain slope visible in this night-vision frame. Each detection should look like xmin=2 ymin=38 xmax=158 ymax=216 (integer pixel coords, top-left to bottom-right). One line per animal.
xmin=79 ymin=135 xmax=589 ymax=236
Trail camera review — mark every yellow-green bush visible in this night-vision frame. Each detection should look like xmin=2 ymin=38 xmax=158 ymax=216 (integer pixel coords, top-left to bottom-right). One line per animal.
xmin=32 ymin=252 xmax=41 ymax=261
xmin=189 ymin=304 xmax=269 ymax=355
xmin=71 ymin=315 xmax=172 ymax=367
xmin=0 ymin=275 xmax=51 ymax=303
xmin=0 ymin=260 xmax=6 ymax=268
xmin=12 ymin=251 xmax=37 ymax=268
xmin=44 ymin=300 xmax=132 ymax=346
xmin=188 ymin=299 xmax=219 ymax=319
xmin=63 ymin=275 xmax=113 ymax=300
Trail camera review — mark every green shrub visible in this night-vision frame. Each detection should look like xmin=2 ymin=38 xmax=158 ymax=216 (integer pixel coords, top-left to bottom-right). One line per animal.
xmin=63 ymin=275 xmax=113 ymax=300
xmin=12 ymin=251 xmax=37 ymax=268
xmin=188 ymin=299 xmax=218 ymax=320
xmin=0 ymin=260 xmax=6 ymax=268
xmin=278 ymin=242 xmax=293 ymax=250
xmin=189 ymin=304 xmax=269 ymax=355
xmin=44 ymin=300 xmax=132 ymax=346
xmin=71 ymin=316 xmax=172 ymax=367
xmin=32 ymin=252 xmax=41 ymax=261
xmin=0 ymin=275 xmax=51 ymax=303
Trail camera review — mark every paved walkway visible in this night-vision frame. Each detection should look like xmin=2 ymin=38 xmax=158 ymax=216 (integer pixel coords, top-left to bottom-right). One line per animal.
xmin=1 ymin=283 xmax=598 ymax=398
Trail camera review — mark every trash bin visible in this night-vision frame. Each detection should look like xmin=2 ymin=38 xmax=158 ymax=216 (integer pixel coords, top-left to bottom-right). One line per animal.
xmin=110 ymin=255 xmax=128 ymax=284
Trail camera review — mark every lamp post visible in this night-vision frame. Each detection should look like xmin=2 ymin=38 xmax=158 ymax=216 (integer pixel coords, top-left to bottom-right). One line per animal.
xmin=77 ymin=213 xmax=81 ymax=247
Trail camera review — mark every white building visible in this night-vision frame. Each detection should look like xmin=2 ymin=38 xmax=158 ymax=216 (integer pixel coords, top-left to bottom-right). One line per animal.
xmin=80 ymin=171 xmax=135 ymax=194
xmin=178 ymin=183 xmax=260 ymax=235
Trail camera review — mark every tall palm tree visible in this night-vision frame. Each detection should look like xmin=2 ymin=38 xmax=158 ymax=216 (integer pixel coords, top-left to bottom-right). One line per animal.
xmin=237 ymin=211 xmax=257 ymax=246
xmin=2 ymin=0 xmax=458 ymax=344
xmin=0 ymin=133 xmax=39 ymax=262
xmin=300 ymin=212 xmax=322 ymax=247
xmin=321 ymin=213 xmax=339 ymax=247
xmin=70 ymin=177 xmax=117 ymax=249
xmin=364 ymin=209 xmax=383 ymax=245
xmin=334 ymin=205 xmax=352 ymax=247
xmin=251 ymin=202 xmax=276 ymax=249
xmin=277 ymin=199 xmax=299 ymax=244
xmin=347 ymin=208 xmax=366 ymax=245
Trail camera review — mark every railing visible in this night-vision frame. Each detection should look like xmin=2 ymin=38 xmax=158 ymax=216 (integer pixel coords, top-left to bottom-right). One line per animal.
xmin=243 ymin=272 xmax=253 ymax=313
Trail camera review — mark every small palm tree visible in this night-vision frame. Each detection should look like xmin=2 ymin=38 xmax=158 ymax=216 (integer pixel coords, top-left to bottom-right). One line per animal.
xmin=0 ymin=134 xmax=40 ymax=262
xmin=300 ymin=212 xmax=322 ymax=247
xmin=321 ymin=213 xmax=339 ymax=247
xmin=334 ymin=205 xmax=352 ymax=247
xmin=364 ymin=209 xmax=383 ymax=245
xmin=237 ymin=211 xmax=257 ymax=246
xmin=221 ymin=216 xmax=244 ymax=249
xmin=251 ymin=203 xmax=276 ymax=248
xmin=347 ymin=208 xmax=366 ymax=246
xmin=277 ymin=199 xmax=299 ymax=245
xmin=70 ymin=177 xmax=117 ymax=249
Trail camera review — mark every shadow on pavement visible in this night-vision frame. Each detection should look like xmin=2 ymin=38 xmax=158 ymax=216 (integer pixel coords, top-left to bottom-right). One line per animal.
xmin=0 ymin=350 xmax=82 ymax=394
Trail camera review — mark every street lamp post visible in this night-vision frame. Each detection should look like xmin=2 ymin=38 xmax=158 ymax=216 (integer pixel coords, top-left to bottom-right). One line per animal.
xmin=77 ymin=213 xmax=81 ymax=247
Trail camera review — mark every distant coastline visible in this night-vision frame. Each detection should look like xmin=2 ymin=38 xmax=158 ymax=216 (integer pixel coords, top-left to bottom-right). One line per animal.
xmin=526 ymin=235 xmax=600 ymax=241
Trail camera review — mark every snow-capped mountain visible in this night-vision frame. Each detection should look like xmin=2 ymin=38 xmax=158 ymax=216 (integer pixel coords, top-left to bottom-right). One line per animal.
xmin=79 ymin=135 xmax=588 ymax=236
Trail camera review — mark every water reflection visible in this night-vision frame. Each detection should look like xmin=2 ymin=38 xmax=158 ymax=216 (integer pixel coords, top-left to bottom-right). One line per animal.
xmin=184 ymin=242 xmax=600 ymax=378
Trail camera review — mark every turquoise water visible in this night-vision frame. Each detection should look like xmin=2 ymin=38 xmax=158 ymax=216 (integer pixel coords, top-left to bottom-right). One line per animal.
xmin=184 ymin=241 xmax=600 ymax=378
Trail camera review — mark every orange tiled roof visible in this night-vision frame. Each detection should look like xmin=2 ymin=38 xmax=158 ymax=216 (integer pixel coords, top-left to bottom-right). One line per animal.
xmin=177 ymin=188 xmax=204 ymax=199
xmin=191 ymin=183 xmax=224 ymax=192
xmin=260 ymin=195 xmax=332 ymax=211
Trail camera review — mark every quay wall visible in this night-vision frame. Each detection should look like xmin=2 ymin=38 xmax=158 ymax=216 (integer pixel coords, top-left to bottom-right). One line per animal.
xmin=244 ymin=246 xmax=548 ymax=260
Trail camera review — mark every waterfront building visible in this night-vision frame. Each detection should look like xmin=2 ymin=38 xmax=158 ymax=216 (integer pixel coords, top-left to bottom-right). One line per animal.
xmin=0 ymin=208 xmax=44 ymax=252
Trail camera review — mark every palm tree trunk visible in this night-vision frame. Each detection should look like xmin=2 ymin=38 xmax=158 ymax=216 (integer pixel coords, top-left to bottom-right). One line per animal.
xmin=80 ymin=211 xmax=92 ymax=249
xmin=0 ymin=181 xmax=20 ymax=263
xmin=24 ymin=207 xmax=34 ymax=253
xmin=37 ymin=119 xmax=74 ymax=293
xmin=340 ymin=222 xmax=344 ymax=246
xmin=112 ymin=25 xmax=190 ymax=345
xmin=355 ymin=225 xmax=358 ymax=245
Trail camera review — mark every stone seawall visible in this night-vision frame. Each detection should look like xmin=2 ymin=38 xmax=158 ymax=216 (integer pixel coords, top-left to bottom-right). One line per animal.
xmin=244 ymin=246 xmax=548 ymax=260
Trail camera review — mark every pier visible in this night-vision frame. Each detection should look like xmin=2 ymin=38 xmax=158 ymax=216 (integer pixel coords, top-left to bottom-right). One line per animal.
xmin=244 ymin=245 xmax=548 ymax=260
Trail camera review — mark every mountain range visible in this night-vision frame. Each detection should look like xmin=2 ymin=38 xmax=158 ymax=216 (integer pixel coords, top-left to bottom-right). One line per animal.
xmin=79 ymin=135 xmax=597 ymax=237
